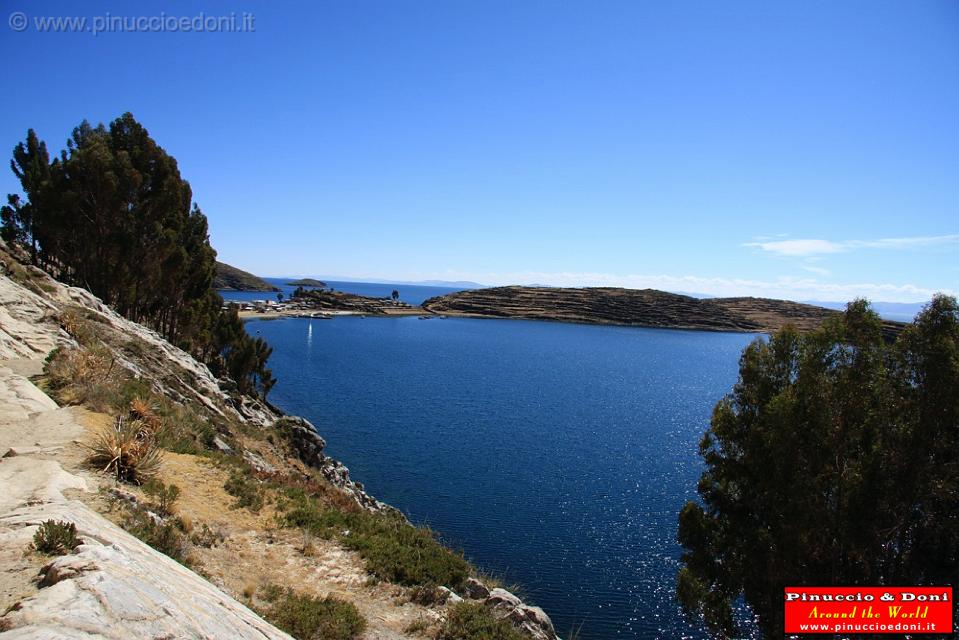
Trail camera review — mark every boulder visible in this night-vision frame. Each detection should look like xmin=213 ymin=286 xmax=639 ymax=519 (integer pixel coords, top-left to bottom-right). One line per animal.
xmin=485 ymin=588 xmax=557 ymax=640
xmin=463 ymin=577 xmax=491 ymax=600
xmin=437 ymin=586 xmax=463 ymax=605
xmin=243 ymin=450 xmax=276 ymax=475
xmin=486 ymin=587 xmax=523 ymax=609
xmin=212 ymin=436 xmax=234 ymax=454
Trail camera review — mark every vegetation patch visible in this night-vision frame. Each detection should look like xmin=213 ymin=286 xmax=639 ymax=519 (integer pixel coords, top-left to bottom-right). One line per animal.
xmin=437 ymin=602 xmax=525 ymax=640
xmin=121 ymin=504 xmax=190 ymax=566
xmin=33 ymin=520 xmax=81 ymax=555
xmin=224 ymin=469 xmax=266 ymax=512
xmin=280 ymin=489 xmax=470 ymax=589
xmin=141 ymin=478 xmax=181 ymax=516
xmin=259 ymin=588 xmax=366 ymax=640
xmin=44 ymin=345 xmax=120 ymax=412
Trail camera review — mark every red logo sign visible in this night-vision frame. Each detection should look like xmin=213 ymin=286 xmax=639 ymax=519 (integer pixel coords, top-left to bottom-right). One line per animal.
xmin=784 ymin=586 xmax=953 ymax=635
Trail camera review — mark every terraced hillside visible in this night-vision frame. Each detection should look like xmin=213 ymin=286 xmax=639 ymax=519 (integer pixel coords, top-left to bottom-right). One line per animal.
xmin=422 ymin=286 xmax=906 ymax=336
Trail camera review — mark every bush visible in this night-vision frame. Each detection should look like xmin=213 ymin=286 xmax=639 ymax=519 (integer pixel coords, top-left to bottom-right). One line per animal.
xmin=44 ymin=345 xmax=119 ymax=411
xmin=409 ymin=584 xmax=445 ymax=606
xmin=122 ymin=507 xmax=190 ymax=565
xmin=88 ymin=415 xmax=162 ymax=484
xmin=33 ymin=520 xmax=80 ymax=555
xmin=262 ymin=589 xmax=366 ymax=640
xmin=224 ymin=470 xmax=265 ymax=512
xmin=142 ymin=478 xmax=180 ymax=515
xmin=437 ymin=603 xmax=525 ymax=640
xmin=281 ymin=490 xmax=470 ymax=589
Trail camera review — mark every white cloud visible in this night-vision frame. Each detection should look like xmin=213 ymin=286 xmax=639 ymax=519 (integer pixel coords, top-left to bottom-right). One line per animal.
xmin=848 ymin=234 xmax=959 ymax=250
xmin=800 ymin=264 xmax=831 ymax=276
xmin=745 ymin=239 xmax=844 ymax=256
xmin=745 ymin=234 xmax=959 ymax=257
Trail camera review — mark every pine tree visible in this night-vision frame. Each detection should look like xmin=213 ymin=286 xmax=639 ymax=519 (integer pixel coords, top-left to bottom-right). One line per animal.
xmin=3 ymin=114 xmax=275 ymax=399
xmin=677 ymin=297 xmax=959 ymax=637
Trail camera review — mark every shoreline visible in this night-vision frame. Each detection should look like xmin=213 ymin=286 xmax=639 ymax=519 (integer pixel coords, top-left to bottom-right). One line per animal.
xmin=238 ymin=307 xmax=426 ymax=321
xmin=238 ymin=304 xmax=767 ymax=333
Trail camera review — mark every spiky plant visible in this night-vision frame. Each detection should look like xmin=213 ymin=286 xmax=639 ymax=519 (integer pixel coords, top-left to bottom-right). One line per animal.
xmin=88 ymin=416 xmax=162 ymax=484
xmin=128 ymin=396 xmax=161 ymax=431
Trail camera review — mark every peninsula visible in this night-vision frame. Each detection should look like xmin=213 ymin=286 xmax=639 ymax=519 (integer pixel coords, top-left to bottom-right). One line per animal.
xmin=421 ymin=286 xmax=906 ymax=337
xmin=236 ymin=287 xmax=422 ymax=319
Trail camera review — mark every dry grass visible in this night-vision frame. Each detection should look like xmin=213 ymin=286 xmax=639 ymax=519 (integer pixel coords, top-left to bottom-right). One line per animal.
xmin=128 ymin=396 xmax=162 ymax=432
xmin=45 ymin=346 xmax=121 ymax=411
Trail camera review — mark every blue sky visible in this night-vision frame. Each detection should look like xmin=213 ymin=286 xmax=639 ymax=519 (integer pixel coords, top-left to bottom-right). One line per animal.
xmin=1 ymin=0 xmax=957 ymax=302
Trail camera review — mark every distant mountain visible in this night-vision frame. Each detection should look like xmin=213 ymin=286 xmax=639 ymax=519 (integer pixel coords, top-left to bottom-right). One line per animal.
xmin=806 ymin=300 xmax=925 ymax=322
xmin=213 ymin=262 xmax=279 ymax=292
xmin=414 ymin=280 xmax=484 ymax=288
xmin=312 ymin=277 xmax=485 ymax=288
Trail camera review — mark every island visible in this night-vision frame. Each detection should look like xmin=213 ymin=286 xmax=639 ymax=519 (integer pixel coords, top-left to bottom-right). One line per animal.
xmin=286 ymin=278 xmax=327 ymax=287
xmin=213 ymin=261 xmax=279 ymax=292
xmin=421 ymin=286 xmax=905 ymax=338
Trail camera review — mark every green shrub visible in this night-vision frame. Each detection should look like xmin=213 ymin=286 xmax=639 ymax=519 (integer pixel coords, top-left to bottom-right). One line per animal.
xmin=122 ymin=507 xmax=190 ymax=565
xmin=409 ymin=583 xmax=445 ymax=606
xmin=259 ymin=582 xmax=285 ymax=603
xmin=142 ymin=478 xmax=181 ymax=515
xmin=262 ymin=589 xmax=366 ymax=640
xmin=224 ymin=470 xmax=265 ymax=512
xmin=33 ymin=520 xmax=80 ymax=555
xmin=281 ymin=490 xmax=470 ymax=589
xmin=404 ymin=617 xmax=431 ymax=635
xmin=437 ymin=603 xmax=525 ymax=640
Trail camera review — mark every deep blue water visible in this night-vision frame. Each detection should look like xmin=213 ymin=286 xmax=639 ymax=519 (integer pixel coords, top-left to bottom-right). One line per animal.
xmin=247 ymin=315 xmax=760 ymax=639
xmin=219 ymin=278 xmax=464 ymax=306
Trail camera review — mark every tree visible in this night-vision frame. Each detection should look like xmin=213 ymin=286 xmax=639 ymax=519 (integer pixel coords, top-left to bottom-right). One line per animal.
xmin=277 ymin=292 xmax=284 ymax=303
xmin=3 ymin=114 xmax=275 ymax=399
xmin=1 ymin=129 xmax=50 ymax=263
xmin=391 ymin=289 xmax=399 ymax=303
xmin=677 ymin=297 xmax=959 ymax=638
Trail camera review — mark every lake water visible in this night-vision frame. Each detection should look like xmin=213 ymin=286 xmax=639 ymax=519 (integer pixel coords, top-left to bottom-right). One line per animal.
xmin=246 ymin=312 xmax=761 ymax=639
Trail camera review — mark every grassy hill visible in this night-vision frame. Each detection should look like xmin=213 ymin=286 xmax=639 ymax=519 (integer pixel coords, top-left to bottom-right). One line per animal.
xmin=214 ymin=262 xmax=279 ymax=292
xmin=422 ymin=286 xmax=906 ymax=338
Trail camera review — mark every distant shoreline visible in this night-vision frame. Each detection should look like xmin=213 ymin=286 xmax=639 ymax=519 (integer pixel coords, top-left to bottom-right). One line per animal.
xmin=239 ymin=307 xmax=425 ymax=321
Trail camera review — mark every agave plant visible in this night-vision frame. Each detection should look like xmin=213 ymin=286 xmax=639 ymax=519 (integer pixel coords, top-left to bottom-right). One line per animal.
xmin=128 ymin=395 xmax=162 ymax=432
xmin=88 ymin=415 xmax=162 ymax=484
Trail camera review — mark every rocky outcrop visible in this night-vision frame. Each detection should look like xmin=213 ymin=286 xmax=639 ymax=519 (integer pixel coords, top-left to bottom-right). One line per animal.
xmin=276 ymin=416 xmax=392 ymax=512
xmin=422 ymin=286 xmax=907 ymax=336
xmin=0 ymin=358 xmax=292 ymax=639
xmin=462 ymin=576 xmax=491 ymax=600
xmin=483 ymin=588 xmax=556 ymax=640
